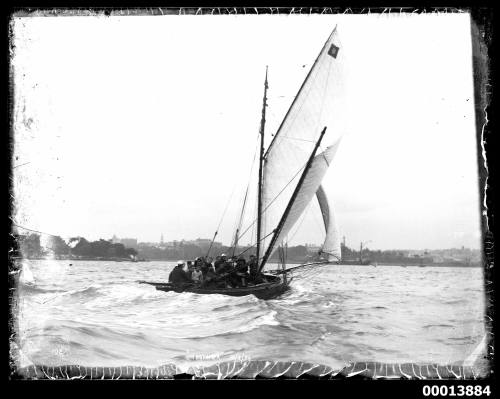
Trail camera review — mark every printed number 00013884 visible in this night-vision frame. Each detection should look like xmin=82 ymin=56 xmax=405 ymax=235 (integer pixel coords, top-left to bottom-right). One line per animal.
xmin=423 ymin=385 xmax=491 ymax=397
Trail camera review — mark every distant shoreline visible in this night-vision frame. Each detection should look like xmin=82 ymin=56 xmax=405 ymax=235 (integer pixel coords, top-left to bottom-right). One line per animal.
xmin=13 ymin=257 xmax=481 ymax=267
xmin=11 ymin=256 xmax=145 ymax=262
xmin=340 ymin=262 xmax=482 ymax=268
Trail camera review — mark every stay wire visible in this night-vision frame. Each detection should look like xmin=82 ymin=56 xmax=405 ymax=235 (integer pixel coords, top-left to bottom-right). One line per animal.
xmin=236 ymin=229 xmax=276 ymax=258
xmin=236 ymin=161 xmax=306 ymax=243
xmin=11 ymin=222 xmax=68 ymax=240
xmin=229 ymin=135 xmax=260 ymax=253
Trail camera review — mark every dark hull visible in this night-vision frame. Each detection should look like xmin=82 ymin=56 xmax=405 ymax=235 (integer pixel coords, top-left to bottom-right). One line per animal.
xmin=139 ymin=275 xmax=290 ymax=300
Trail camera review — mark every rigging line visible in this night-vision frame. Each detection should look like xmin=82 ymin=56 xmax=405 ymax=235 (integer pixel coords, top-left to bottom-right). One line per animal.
xmin=13 ymin=162 xmax=31 ymax=169
xmin=321 ymin=152 xmax=331 ymax=167
xmin=215 ymin=183 xmax=237 ymax=232
xmin=207 ymin=196 xmax=237 ymax=257
xmin=235 ymin=161 xmax=307 ymax=242
xmin=230 ymin=177 xmax=252 ymax=253
xmin=230 ymin=134 xmax=260 ymax=251
xmin=11 ymin=222 xmax=64 ymax=239
xmin=235 ymin=229 xmax=276 ymax=258
xmin=206 ymin=182 xmax=238 ymax=259
xmin=279 ymin=136 xmax=317 ymax=143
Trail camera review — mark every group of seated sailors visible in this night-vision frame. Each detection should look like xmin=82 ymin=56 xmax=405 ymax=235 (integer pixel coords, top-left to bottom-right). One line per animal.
xmin=168 ymin=253 xmax=266 ymax=289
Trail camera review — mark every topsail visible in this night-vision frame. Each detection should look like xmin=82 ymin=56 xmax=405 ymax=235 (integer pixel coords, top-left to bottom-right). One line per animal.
xmin=259 ymin=26 xmax=345 ymax=267
xmin=316 ymin=184 xmax=341 ymax=262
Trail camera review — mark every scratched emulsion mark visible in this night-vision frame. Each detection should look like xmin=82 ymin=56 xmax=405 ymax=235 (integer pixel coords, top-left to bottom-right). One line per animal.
xmin=13 ymin=361 xmax=487 ymax=380
xmin=8 ymin=7 xmax=494 ymax=380
xmin=8 ymin=8 xmax=77 ymax=378
xmin=469 ymin=7 xmax=494 ymax=379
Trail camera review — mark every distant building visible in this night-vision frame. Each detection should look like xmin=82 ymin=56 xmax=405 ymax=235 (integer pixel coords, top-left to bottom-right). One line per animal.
xmin=111 ymin=235 xmax=138 ymax=249
xmin=305 ymin=244 xmax=321 ymax=254
xmin=137 ymin=242 xmax=157 ymax=248
xmin=184 ymin=238 xmax=222 ymax=251
xmin=195 ymin=238 xmax=212 ymax=246
xmin=120 ymin=238 xmax=138 ymax=249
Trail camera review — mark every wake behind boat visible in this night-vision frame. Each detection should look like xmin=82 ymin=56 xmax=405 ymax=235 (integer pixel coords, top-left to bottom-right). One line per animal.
xmin=145 ymin=26 xmax=344 ymax=300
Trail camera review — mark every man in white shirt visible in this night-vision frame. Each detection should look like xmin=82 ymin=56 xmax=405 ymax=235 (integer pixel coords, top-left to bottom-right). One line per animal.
xmin=191 ymin=265 xmax=203 ymax=284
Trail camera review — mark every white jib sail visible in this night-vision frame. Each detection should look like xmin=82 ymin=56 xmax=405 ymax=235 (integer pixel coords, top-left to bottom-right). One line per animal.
xmin=316 ymin=184 xmax=341 ymax=262
xmin=266 ymin=139 xmax=341 ymax=260
xmin=261 ymin=26 xmax=345 ymax=260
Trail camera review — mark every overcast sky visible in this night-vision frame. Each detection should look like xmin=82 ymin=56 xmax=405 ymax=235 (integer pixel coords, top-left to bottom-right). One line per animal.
xmin=12 ymin=12 xmax=482 ymax=250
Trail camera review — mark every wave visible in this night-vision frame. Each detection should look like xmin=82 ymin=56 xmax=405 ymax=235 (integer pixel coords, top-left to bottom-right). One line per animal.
xmin=180 ymin=310 xmax=280 ymax=340
xmin=233 ymin=310 xmax=280 ymax=333
xmin=48 ymin=308 xmax=280 ymax=341
xmin=18 ymin=284 xmax=66 ymax=295
xmin=25 ymin=283 xmax=166 ymax=305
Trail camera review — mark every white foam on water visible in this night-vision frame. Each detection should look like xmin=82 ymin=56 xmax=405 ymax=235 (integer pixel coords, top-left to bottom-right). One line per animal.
xmin=233 ymin=310 xmax=280 ymax=333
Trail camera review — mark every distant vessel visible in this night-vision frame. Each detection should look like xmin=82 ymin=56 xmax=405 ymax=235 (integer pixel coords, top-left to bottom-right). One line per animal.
xmin=143 ymin=26 xmax=344 ymax=299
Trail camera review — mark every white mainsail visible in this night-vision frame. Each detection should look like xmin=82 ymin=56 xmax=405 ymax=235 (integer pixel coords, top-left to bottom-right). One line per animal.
xmin=316 ymin=184 xmax=341 ymax=262
xmin=259 ymin=26 xmax=345 ymax=264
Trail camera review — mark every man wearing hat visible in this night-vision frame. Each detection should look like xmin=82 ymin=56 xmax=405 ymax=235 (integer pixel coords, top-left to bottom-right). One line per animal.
xmin=168 ymin=260 xmax=191 ymax=285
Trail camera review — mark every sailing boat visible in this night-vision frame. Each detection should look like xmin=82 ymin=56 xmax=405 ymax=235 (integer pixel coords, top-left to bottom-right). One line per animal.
xmin=141 ymin=26 xmax=344 ymax=299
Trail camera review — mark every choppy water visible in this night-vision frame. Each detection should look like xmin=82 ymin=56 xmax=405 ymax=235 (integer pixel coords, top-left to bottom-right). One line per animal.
xmin=12 ymin=260 xmax=486 ymax=371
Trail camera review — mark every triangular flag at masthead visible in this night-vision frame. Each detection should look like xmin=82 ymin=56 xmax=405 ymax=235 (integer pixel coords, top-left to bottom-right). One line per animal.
xmin=328 ymin=43 xmax=339 ymax=58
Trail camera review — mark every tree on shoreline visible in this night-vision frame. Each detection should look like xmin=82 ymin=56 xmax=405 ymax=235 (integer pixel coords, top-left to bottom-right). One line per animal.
xmin=14 ymin=234 xmax=138 ymax=259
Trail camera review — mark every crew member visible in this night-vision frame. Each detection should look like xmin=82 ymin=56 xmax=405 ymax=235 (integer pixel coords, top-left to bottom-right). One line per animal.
xmin=213 ymin=255 xmax=224 ymax=271
xmin=201 ymin=267 xmax=218 ymax=288
xmin=168 ymin=260 xmax=192 ymax=285
xmin=201 ymin=257 xmax=215 ymax=279
xmin=248 ymin=255 xmax=264 ymax=284
xmin=191 ymin=264 xmax=203 ymax=284
xmin=215 ymin=253 xmax=229 ymax=274
xmin=186 ymin=261 xmax=195 ymax=280
xmin=234 ymin=257 xmax=248 ymax=287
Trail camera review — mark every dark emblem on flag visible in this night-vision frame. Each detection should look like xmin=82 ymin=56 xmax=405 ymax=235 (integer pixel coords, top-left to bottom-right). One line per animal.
xmin=328 ymin=43 xmax=339 ymax=58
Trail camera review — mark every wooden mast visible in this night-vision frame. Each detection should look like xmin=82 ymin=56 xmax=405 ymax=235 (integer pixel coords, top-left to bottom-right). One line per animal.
xmin=256 ymin=66 xmax=268 ymax=263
